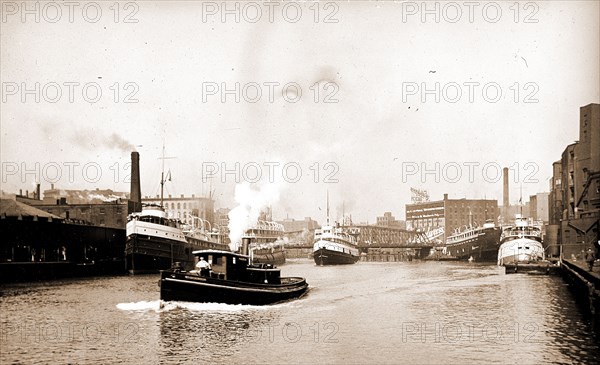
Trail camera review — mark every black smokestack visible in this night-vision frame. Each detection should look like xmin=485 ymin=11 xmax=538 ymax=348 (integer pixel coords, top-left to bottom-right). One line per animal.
xmin=129 ymin=151 xmax=142 ymax=213
xmin=36 ymin=183 xmax=41 ymax=201
xmin=241 ymin=237 xmax=251 ymax=256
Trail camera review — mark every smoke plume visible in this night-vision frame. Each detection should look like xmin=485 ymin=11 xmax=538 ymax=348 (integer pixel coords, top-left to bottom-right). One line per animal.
xmin=228 ymin=182 xmax=281 ymax=252
xmin=70 ymin=130 xmax=136 ymax=152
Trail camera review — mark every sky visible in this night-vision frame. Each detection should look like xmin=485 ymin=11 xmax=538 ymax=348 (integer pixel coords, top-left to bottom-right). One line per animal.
xmin=1 ymin=0 xmax=599 ymax=224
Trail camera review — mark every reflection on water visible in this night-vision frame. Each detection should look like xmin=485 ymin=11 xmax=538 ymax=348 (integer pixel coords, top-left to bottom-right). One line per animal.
xmin=157 ymin=307 xmax=281 ymax=363
xmin=1 ymin=261 xmax=599 ymax=364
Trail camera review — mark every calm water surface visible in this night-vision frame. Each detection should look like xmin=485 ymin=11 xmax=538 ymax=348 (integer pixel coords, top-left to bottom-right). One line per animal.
xmin=1 ymin=260 xmax=598 ymax=364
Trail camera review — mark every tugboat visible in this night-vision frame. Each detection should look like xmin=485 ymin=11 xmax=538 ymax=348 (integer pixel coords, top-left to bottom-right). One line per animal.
xmin=159 ymin=238 xmax=308 ymax=305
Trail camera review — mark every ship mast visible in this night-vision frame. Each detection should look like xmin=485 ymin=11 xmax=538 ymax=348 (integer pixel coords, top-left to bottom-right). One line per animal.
xmin=326 ymin=190 xmax=330 ymax=226
xmin=468 ymin=208 xmax=473 ymax=228
xmin=158 ymin=145 xmax=175 ymax=208
xmin=519 ymin=184 xmax=523 ymax=217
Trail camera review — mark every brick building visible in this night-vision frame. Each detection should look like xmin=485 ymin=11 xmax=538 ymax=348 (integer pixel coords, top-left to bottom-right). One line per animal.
xmin=406 ymin=194 xmax=498 ymax=242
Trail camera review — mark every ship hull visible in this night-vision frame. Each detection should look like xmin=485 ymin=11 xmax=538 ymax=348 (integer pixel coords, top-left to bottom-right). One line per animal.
xmin=125 ymin=234 xmax=230 ymax=274
xmin=160 ymin=271 xmax=308 ymax=305
xmin=497 ymin=238 xmax=545 ymax=266
xmin=445 ymin=228 xmax=501 ymax=261
xmin=252 ymin=249 xmax=286 ymax=266
xmin=313 ymin=248 xmax=359 ymax=265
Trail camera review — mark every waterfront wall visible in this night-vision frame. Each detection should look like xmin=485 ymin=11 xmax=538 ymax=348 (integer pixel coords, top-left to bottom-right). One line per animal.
xmin=561 ymin=258 xmax=600 ymax=330
xmin=285 ymin=247 xmax=312 ymax=259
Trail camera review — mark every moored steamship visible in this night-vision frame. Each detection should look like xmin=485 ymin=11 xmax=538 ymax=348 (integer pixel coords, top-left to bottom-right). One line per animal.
xmin=497 ymin=215 xmax=545 ymax=266
xmin=246 ymin=220 xmax=286 ymax=266
xmin=125 ymin=205 xmax=228 ymax=274
xmin=125 ymin=149 xmax=228 ymax=274
xmin=444 ymin=219 xmax=501 ymax=261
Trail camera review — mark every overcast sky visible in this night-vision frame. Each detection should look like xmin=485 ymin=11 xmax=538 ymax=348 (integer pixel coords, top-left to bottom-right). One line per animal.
xmin=1 ymin=1 xmax=599 ymax=223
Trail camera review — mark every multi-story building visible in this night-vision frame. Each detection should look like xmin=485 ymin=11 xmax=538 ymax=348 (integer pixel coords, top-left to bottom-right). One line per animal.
xmin=406 ymin=194 xmax=498 ymax=242
xmin=376 ymin=212 xmax=405 ymax=229
xmin=549 ymin=103 xmax=599 ymax=256
xmin=277 ymin=217 xmax=320 ymax=233
xmin=549 ymin=160 xmax=563 ymax=225
xmin=215 ymin=207 xmax=230 ymax=232
xmin=529 ymin=192 xmax=549 ymax=223
xmin=16 ymin=188 xmax=129 ymax=230
xmin=142 ymin=194 xmax=214 ymax=226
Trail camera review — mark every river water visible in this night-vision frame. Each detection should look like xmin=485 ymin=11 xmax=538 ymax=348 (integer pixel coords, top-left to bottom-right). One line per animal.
xmin=1 ymin=260 xmax=598 ymax=364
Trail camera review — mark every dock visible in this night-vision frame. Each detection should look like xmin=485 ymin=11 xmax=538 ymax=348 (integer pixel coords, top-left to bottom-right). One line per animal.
xmin=561 ymin=258 xmax=600 ymax=330
xmin=503 ymin=260 xmax=562 ymax=275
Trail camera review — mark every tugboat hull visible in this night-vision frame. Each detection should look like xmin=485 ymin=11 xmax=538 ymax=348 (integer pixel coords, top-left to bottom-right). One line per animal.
xmin=160 ymin=271 xmax=308 ymax=305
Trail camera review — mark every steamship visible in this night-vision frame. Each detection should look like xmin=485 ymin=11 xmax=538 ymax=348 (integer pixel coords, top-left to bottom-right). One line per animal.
xmin=497 ymin=215 xmax=545 ymax=266
xmin=443 ymin=219 xmax=501 ymax=261
xmin=125 ymin=150 xmax=228 ymax=274
xmin=313 ymin=224 xmax=360 ymax=265
xmin=312 ymin=194 xmax=360 ymax=265
xmin=246 ymin=221 xmax=286 ymax=266
xmin=126 ymin=205 xmax=231 ymax=274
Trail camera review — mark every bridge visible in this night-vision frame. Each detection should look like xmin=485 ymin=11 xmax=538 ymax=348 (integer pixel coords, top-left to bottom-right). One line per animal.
xmin=283 ymin=225 xmax=433 ymax=248
xmin=346 ymin=225 xmax=432 ymax=248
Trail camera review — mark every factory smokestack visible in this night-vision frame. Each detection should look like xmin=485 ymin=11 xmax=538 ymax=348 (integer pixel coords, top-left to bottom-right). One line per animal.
xmin=502 ymin=167 xmax=510 ymax=219
xmin=503 ymin=167 xmax=509 ymax=208
xmin=129 ymin=151 xmax=142 ymax=214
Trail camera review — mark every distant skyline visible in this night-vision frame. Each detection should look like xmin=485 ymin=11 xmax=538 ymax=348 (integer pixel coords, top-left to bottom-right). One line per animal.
xmin=2 ymin=1 xmax=599 ymax=223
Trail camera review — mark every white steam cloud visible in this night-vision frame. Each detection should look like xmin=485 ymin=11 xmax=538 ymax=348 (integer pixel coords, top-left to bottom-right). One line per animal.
xmin=228 ymin=182 xmax=281 ymax=252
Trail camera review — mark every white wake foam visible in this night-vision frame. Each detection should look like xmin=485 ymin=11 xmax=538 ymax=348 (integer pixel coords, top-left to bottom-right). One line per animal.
xmin=116 ymin=300 xmax=273 ymax=313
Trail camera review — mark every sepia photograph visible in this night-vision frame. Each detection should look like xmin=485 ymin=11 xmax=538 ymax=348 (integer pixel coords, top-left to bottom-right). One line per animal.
xmin=1 ymin=1 xmax=599 ymax=364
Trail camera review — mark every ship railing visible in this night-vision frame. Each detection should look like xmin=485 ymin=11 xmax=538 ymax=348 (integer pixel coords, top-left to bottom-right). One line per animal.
xmin=248 ymin=220 xmax=285 ymax=232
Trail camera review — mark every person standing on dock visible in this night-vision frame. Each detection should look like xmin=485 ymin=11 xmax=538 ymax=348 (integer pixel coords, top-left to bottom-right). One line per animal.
xmin=585 ymin=248 xmax=596 ymax=272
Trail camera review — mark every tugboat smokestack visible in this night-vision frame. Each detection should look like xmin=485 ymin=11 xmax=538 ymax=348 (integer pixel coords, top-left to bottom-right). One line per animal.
xmin=241 ymin=237 xmax=251 ymax=256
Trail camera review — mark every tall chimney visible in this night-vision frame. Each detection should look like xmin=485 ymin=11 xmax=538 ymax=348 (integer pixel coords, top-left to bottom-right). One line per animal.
xmin=502 ymin=167 xmax=510 ymax=219
xmin=36 ymin=183 xmax=41 ymax=201
xmin=129 ymin=151 xmax=142 ymax=213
